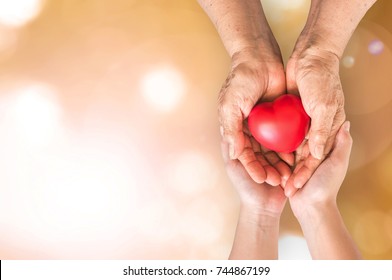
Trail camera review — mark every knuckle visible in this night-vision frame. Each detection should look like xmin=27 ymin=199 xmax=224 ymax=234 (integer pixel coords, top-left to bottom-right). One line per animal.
xmin=219 ymin=113 xmax=242 ymax=137
xmin=312 ymin=130 xmax=329 ymax=144
xmin=318 ymin=102 xmax=336 ymax=114
xmin=219 ymin=104 xmax=240 ymax=123
xmin=220 ymin=126 xmax=236 ymax=142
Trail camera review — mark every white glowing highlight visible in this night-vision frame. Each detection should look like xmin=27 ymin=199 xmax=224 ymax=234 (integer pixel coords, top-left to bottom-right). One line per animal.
xmin=368 ymin=39 xmax=384 ymax=55
xmin=0 ymin=132 xmax=148 ymax=256
xmin=5 ymin=83 xmax=62 ymax=147
xmin=0 ymin=0 xmax=44 ymax=27
xmin=38 ymin=150 xmax=135 ymax=232
xmin=278 ymin=235 xmax=311 ymax=259
xmin=141 ymin=66 xmax=186 ymax=112
xmin=342 ymin=56 xmax=355 ymax=68
xmin=267 ymin=0 xmax=307 ymax=10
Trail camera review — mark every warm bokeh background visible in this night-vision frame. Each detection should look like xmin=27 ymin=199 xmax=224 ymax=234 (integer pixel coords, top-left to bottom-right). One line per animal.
xmin=0 ymin=0 xmax=391 ymax=259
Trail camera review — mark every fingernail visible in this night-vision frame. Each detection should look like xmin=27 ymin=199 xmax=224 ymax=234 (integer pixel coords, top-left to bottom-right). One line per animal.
xmin=344 ymin=121 xmax=350 ymax=132
xmin=314 ymin=145 xmax=324 ymax=160
xmin=281 ymin=178 xmax=287 ymax=188
xmin=229 ymin=144 xmax=236 ymax=159
xmin=294 ymin=180 xmax=302 ymax=189
xmin=219 ymin=126 xmax=224 ymax=137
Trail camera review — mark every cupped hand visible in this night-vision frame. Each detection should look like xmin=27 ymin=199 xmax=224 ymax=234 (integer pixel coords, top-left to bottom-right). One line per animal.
xmin=288 ymin=121 xmax=352 ymax=218
xmin=285 ymin=48 xmax=346 ymax=195
xmin=221 ymin=138 xmax=289 ymax=217
xmin=219 ymin=48 xmax=294 ymax=186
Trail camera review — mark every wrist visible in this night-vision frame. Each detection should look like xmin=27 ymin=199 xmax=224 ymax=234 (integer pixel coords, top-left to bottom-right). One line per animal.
xmin=292 ymin=27 xmax=344 ymax=60
xmin=292 ymin=0 xmax=376 ymax=60
xmin=239 ymin=203 xmax=282 ymax=227
xmin=288 ymin=44 xmax=340 ymax=79
xmin=293 ymin=199 xmax=338 ymax=225
xmin=231 ymin=37 xmax=283 ymax=66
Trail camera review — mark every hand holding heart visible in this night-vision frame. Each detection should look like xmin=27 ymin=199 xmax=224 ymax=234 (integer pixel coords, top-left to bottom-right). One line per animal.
xmin=218 ymin=48 xmax=294 ymax=187
xmin=219 ymin=48 xmax=346 ymax=194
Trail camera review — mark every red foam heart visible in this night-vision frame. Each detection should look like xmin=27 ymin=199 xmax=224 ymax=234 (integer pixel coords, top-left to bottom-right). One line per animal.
xmin=248 ymin=94 xmax=310 ymax=153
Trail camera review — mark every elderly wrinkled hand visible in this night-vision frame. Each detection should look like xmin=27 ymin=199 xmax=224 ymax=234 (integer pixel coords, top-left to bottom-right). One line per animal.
xmin=219 ymin=49 xmax=293 ymax=186
xmin=284 ymin=48 xmax=346 ymax=194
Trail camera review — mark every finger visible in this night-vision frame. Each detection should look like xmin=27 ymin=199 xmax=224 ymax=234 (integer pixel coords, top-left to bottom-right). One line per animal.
xmin=238 ymin=147 xmax=267 ymax=184
xmin=307 ymin=106 xmax=336 ymax=160
xmin=264 ymin=166 xmax=281 ymax=186
xmin=275 ymin=162 xmax=291 ymax=187
xmin=328 ymin=121 xmax=353 ymax=168
xmin=277 ymin=152 xmax=295 ymax=167
xmin=284 ymin=160 xmax=305 ymax=196
xmin=287 ymin=148 xmax=322 ymax=191
xmin=250 ymin=137 xmax=262 ymax=153
xmin=254 ymin=153 xmax=280 ymax=184
xmin=219 ymin=103 xmax=245 ymax=160
xmin=256 ymin=153 xmax=281 ymax=186
xmin=294 ymin=139 xmax=309 ymax=164
xmin=263 ymin=151 xmax=291 ymax=187
xmin=324 ymin=108 xmax=347 ymax=155
xmin=284 ymin=175 xmax=297 ymax=197
xmin=293 ymin=160 xmax=305 ymax=174
xmin=293 ymin=163 xmax=318 ymax=189
xmin=286 ymin=59 xmax=299 ymax=94
xmin=242 ymin=119 xmax=251 ymax=135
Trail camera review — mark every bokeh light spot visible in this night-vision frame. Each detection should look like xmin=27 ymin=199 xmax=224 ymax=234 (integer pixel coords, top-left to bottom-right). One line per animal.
xmin=0 ymin=0 xmax=45 ymax=28
xmin=141 ymin=66 xmax=186 ymax=112
xmin=342 ymin=55 xmax=355 ymax=68
xmin=273 ymin=0 xmax=307 ymax=9
xmin=4 ymin=83 xmax=62 ymax=147
xmin=278 ymin=235 xmax=311 ymax=259
xmin=368 ymin=39 xmax=384 ymax=55
xmin=342 ymin=23 xmax=392 ymax=115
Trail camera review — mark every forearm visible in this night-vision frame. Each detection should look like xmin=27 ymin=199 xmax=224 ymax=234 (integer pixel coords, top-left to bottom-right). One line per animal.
xmin=229 ymin=205 xmax=280 ymax=260
xmin=197 ymin=0 xmax=280 ymax=59
xmin=297 ymin=202 xmax=361 ymax=259
xmin=293 ymin=0 xmax=377 ymax=58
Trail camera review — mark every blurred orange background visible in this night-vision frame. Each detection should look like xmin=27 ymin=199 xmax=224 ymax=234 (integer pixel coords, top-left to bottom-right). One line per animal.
xmin=0 ymin=0 xmax=391 ymax=259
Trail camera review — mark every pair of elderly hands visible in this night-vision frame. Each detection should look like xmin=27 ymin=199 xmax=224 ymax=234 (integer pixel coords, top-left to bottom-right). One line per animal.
xmin=219 ymin=43 xmax=345 ymax=198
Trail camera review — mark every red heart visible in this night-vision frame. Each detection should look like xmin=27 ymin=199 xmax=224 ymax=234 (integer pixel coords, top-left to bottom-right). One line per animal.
xmin=248 ymin=94 xmax=310 ymax=153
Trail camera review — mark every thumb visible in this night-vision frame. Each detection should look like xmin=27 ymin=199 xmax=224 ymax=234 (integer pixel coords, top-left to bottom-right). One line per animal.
xmin=328 ymin=121 xmax=353 ymax=167
xmin=307 ymin=108 xmax=335 ymax=160
xmin=218 ymin=104 xmax=245 ymax=160
xmin=286 ymin=58 xmax=299 ymax=95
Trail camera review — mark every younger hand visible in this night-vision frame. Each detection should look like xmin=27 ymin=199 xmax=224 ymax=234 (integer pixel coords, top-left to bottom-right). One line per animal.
xmin=288 ymin=121 xmax=352 ymax=218
xmin=221 ymin=138 xmax=288 ymax=217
